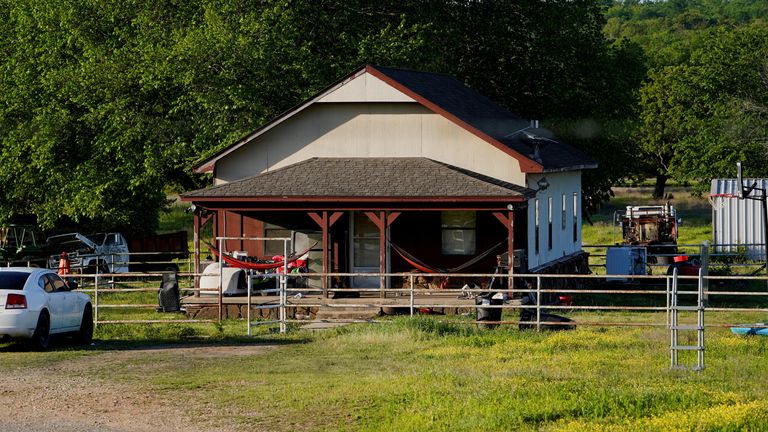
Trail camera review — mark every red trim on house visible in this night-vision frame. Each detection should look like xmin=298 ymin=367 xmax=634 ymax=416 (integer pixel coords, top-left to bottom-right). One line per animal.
xmin=365 ymin=65 xmax=543 ymax=174
xmin=182 ymin=205 xmax=524 ymax=212
xmin=180 ymin=195 xmax=529 ymax=203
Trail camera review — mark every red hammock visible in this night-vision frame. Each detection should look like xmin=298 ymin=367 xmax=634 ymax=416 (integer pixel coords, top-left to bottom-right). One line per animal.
xmin=207 ymin=243 xmax=313 ymax=271
xmin=390 ymin=239 xmax=506 ymax=274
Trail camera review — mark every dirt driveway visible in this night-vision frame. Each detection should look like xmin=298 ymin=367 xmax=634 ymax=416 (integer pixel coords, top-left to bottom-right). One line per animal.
xmin=0 ymin=344 xmax=276 ymax=432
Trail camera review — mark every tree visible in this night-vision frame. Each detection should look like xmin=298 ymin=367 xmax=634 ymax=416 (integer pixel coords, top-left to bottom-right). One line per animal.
xmin=637 ymin=25 xmax=768 ymax=196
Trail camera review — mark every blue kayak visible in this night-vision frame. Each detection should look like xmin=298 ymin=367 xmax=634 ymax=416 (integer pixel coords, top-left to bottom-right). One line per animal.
xmin=731 ymin=324 xmax=768 ymax=336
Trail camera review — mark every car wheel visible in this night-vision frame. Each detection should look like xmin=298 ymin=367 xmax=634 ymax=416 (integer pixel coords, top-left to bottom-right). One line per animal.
xmin=31 ymin=310 xmax=50 ymax=350
xmin=75 ymin=304 xmax=93 ymax=344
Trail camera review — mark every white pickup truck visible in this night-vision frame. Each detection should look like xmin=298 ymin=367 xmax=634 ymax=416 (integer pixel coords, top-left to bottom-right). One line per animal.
xmin=47 ymin=231 xmax=188 ymax=274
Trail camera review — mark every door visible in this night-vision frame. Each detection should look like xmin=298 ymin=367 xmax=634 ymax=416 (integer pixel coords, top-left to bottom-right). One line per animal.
xmin=46 ymin=274 xmax=80 ymax=330
xmin=41 ymin=275 xmax=65 ymax=331
xmin=350 ymin=212 xmax=380 ymax=288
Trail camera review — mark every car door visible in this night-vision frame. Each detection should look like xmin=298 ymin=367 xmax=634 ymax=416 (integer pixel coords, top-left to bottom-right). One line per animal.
xmin=46 ymin=274 xmax=79 ymax=330
xmin=41 ymin=275 xmax=66 ymax=331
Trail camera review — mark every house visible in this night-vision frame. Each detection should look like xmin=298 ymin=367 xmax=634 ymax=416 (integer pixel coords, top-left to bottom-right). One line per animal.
xmin=181 ymin=65 xmax=596 ymax=290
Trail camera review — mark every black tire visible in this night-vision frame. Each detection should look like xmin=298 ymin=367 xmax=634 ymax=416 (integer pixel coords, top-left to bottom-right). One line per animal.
xmin=75 ymin=304 xmax=93 ymax=344
xmin=31 ymin=310 xmax=50 ymax=350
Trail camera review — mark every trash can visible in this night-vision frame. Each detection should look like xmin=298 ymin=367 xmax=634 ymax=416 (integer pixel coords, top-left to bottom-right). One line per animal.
xmin=476 ymin=293 xmax=503 ymax=329
xmin=157 ymin=272 xmax=181 ymax=312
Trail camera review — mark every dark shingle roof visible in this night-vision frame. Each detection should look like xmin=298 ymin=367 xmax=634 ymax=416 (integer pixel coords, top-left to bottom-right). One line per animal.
xmin=372 ymin=66 xmax=597 ymax=172
xmin=183 ymin=158 xmax=534 ymax=200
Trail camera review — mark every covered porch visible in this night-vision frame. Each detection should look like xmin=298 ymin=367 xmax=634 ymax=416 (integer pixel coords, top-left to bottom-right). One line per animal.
xmin=181 ymin=158 xmax=535 ymax=294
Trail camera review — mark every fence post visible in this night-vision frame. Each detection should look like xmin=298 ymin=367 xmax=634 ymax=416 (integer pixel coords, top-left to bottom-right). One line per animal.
xmin=218 ymin=238 xmax=223 ymax=322
xmin=698 ymin=267 xmax=705 ymax=370
xmin=700 ymin=240 xmax=709 ymax=307
xmin=536 ymin=275 xmax=542 ymax=332
xmin=188 ymin=255 xmax=193 ymax=294
xmin=665 ymin=274 xmax=670 ymax=329
xmin=670 ymin=268 xmax=678 ymax=369
xmin=280 ymin=239 xmax=287 ymax=334
xmin=247 ymin=269 xmax=252 ymax=337
xmin=409 ymin=274 xmax=414 ymax=316
xmin=94 ymin=273 xmax=99 ymax=329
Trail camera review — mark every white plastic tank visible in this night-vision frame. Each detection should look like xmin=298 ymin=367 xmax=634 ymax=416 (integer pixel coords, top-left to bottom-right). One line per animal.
xmin=199 ymin=262 xmax=246 ymax=296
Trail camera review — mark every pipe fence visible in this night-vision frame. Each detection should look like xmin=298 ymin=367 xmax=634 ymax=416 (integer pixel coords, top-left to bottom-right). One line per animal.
xmin=80 ymin=268 xmax=768 ymax=329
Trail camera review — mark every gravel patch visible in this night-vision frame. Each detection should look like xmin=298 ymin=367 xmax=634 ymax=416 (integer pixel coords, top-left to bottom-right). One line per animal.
xmin=0 ymin=344 xmax=276 ymax=431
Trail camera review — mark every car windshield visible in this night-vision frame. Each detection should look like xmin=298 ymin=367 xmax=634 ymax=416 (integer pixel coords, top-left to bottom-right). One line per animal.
xmin=0 ymin=272 xmax=31 ymax=290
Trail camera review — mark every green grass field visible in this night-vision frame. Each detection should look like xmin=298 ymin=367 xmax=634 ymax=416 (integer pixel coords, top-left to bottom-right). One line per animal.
xmin=4 ymin=316 xmax=768 ymax=431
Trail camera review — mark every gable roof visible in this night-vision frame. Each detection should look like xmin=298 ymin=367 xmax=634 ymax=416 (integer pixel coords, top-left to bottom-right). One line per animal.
xmin=182 ymin=157 xmax=535 ymax=202
xmin=193 ymin=65 xmax=597 ymax=174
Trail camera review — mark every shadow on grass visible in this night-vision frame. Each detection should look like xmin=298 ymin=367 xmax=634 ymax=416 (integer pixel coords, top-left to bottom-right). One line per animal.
xmin=0 ymin=333 xmax=311 ymax=353
xmin=90 ymin=336 xmax=311 ymax=352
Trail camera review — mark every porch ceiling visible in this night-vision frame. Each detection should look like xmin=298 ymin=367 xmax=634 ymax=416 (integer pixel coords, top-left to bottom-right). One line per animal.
xmin=182 ymin=157 xmax=535 ymax=205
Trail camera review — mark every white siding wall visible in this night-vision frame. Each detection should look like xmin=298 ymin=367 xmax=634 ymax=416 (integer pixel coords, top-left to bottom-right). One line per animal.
xmin=711 ymin=178 xmax=767 ymax=259
xmin=215 ymin=102 xmax=525 ymax=186
xmin=526 ymin=171 xmax=582 ymax=270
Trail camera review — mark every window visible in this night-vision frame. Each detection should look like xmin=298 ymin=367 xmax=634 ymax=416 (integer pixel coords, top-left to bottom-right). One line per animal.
xmin=573 ymin=193 xmax=579 ymax=243
xmin=534 ymin=199 xmax=540 ymax=256
xmin=0 ymin=272 xmax=32 ymax=290
xmin=441 ymin=211 xmax=476 ymax=255
xmin=44 ymin=274 xmax=67 ymax=292
xmin=548 ymin=196 xmax=553 ymax=250
xmin=562 ymin=194 xmax=567 ymax=230
xmin=264 ymin=223 xmax=292 ymax=256
xmin=42 ymin=276 xmax=54 ymax=293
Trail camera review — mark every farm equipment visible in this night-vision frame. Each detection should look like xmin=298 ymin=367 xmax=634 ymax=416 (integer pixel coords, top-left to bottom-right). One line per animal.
xmin=605 ymin=203 xmax=705 ymax=283
xmin=616 ymin=203 xmax=679 ymax=261
xmin=605 ymin=203 xmax=681 ymax=280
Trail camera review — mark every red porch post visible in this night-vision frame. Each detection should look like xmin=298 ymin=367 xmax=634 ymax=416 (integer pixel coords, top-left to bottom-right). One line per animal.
xmin=193 ymin=212 xmax=200 ymax=293
xmin=364 ymin=211 xmax=400 ymax=297
xmin=493 ymin=210 xmax=516 ymax=293
xmin=309 ymin=211 xmax=343 ymax=298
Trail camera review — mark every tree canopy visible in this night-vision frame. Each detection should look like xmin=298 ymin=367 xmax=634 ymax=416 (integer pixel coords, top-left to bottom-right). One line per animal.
xmin=0 ymin=0 xmax=643 ymax=231
xmin=604 ymin=0 xmax=768 ymax=197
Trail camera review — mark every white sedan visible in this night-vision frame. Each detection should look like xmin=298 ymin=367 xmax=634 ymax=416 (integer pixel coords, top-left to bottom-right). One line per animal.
xmin=0 ymin=267 xmax=92 ymax=349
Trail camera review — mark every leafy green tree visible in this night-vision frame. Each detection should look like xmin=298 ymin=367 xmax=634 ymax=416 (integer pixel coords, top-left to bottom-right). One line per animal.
xmin=638 ymin=25 xmax=768 ymax=196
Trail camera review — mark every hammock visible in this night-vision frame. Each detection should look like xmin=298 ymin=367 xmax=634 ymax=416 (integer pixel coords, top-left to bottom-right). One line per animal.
xmin=390 ymin=238 xmax=507 ymax=274
xmin=206 ymin=241 xmax=316 ymax=271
